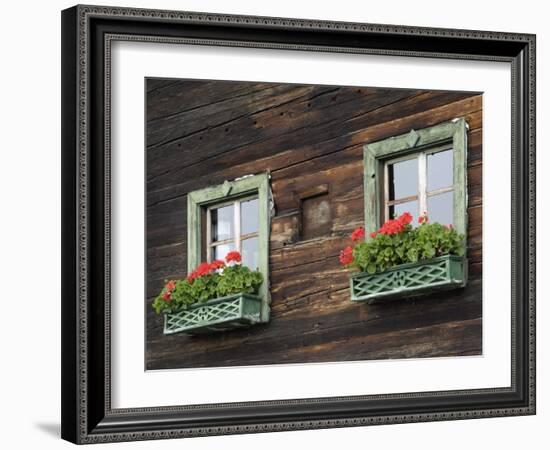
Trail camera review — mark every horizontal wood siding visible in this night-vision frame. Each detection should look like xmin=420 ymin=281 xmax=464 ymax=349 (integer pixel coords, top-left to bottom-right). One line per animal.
xmin=146 ymin=79 xmax=482 ymax=369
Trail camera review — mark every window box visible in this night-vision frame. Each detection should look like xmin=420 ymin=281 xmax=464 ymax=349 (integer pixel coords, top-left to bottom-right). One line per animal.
xmin=350 ymin=254 xmax=467 ymax=304
xmin=163 ymin=293 xmax=262 ymax=335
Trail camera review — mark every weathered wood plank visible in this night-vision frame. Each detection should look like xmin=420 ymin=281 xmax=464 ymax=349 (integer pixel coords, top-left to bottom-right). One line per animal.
xmin=282 ymin=319 xmax=482 ymax=363
xmin=147 ymin=296 xmax=481 ymax=368
xmin=147 ymin=87 xmax=467 ymax=191
xmin=147 ymin=99 xmax=481 ymax=206
xmin=148 ymin=84 xmax=321 ymax=148
xmin=146 ymin=78 xmax=183 ymax=94
xmin=147 ymin=80 xmax=276 ymax=120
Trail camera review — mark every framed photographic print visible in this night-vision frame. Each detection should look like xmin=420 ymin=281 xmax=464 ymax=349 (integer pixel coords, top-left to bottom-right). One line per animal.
xmin=61 ymin=4 xmax=536 ymax=444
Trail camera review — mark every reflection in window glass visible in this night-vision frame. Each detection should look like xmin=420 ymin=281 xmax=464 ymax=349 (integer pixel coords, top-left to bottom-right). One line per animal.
xmin=388 ymin=158 xmax=417 ymax=200
xmin=427 ymin=149 xmax=453 ymax=192
xmin=211 ymin=204 xmax=234 ymax=242
xmin=242 ymin=237 xmax=259 ymax=270
xmin=241 ymin=198 xmax=259 ymax=235
xmin=213 ymin=242 xmax=235 ymax=262
xmin=427 ymin=191 xmax=454 ymax=226
xmin=389 ymin=200 xmax=418 ymax=225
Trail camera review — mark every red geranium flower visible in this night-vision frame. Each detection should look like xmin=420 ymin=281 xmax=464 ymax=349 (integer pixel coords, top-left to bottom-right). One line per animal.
xmin=162 ymin=291 xmax=171 ymax=302
xmin=370 ymin=231 xmax=378 ymax=239
xmin=196 ymin=262 xmax=213 ymax=277
xmin=378 ymin=218 xmax=405 ymax=236
xmin=351 ymin=226 xmax=365 ymax=242
xmin=165 ymin=280 xmax=176 ymax=291
xmin=210 ymin=259 xmax=225 ymax=270
xmin=339 ymin=246 xmax=354 ymax=266
xmin=418 ymin=212 xmax=428 ymax=224
xmin=187 ymin=259 xmax=223 ymax=283
xmin=225 ymin=251 xmax=242 ymax=263
xmin=397 ymin=212 xmax=413 ymax=226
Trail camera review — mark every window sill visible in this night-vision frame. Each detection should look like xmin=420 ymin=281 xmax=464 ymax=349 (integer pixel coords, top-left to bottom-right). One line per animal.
xmin=350 ymin=255 xmax=467 ymax=304
xmin=163 ymin=293 xmax=262 ymax=335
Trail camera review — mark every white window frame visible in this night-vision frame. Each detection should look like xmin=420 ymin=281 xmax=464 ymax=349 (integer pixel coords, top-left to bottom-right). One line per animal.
xmin=206 ymin=195 xmax=259 ymax=265
xmin=383 ymin=145 xmax=454 ymax=222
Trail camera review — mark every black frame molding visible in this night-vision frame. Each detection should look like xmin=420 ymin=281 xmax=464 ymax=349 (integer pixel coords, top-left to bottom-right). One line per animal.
xmin=61 ymin=4 xmax=536 ymax=444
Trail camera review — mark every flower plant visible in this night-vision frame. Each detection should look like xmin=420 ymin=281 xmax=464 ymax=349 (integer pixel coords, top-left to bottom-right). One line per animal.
xmin=152 ymin=250 xmax=263 ymax=314
xmin=340 ymin=212 xmax=465 ymax=275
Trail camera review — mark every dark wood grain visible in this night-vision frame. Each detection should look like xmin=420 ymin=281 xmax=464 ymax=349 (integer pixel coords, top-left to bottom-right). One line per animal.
xmin=145 ymin=79 xmax=482 ymax=369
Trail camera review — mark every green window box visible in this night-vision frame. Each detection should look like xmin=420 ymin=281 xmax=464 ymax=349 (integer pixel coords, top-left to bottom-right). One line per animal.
xmin=350 ymin=255 xmax=467 ymax=304
xmin=164 ymin=293 xmax=262 ymax=335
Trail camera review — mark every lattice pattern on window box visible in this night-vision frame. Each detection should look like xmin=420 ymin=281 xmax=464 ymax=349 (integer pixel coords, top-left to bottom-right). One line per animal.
xmin=163 ymin=293 xmax=262 ymax=335
xmin=350 ymin=255 xmax=467 ymax=304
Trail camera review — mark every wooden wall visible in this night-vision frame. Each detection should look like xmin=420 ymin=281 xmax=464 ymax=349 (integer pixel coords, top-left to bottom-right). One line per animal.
xmin=146 ymin=78 xmax=482 ymax=369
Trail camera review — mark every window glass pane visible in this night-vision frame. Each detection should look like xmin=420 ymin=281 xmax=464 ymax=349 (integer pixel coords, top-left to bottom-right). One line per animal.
xmin=211 ymin=204 xmax=234 ymax=242
xmin=242 ymin=237 xmax=259 ymax=270
xmin=388 ymin=158 xmax=417 ymax=200
xmin=388 ymin=200 xmax=418 ymax=225
xmin=241 ymin=198 xmax=259 ymax=235
xmin=213 ymin=242 xmax=235 ymax=262
xmin=427 ymin=149 xmax=453 ymax=192
xmin=427 ymin=191 xmax=454 ymax=226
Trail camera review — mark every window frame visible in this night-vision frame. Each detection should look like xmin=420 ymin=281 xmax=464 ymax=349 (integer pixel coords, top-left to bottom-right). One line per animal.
xmin=383 ymin=144 xmax=455 ymax=223
xmin=364 ymin=118 xmax=468 ymax=237
xmin=187 ymin=173 xmax=272 ymax=322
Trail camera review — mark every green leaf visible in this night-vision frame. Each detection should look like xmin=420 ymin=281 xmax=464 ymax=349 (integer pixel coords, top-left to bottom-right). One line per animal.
xmin=152 ymin=263 xmax=263 ymax=314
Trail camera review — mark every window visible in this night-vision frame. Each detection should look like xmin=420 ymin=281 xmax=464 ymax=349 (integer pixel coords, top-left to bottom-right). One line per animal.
xmin=207 ymin=196 xmax=260 ymax=269
xmin=187 ymin=173 xmax=272 ymax=321
xmin=384 ymin=147 xmax=454 ymax=225
xmin=364 ymin=119 xmax=468 ymax=236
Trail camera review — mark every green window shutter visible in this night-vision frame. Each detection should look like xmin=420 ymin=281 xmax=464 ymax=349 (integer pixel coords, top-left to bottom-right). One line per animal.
xmin=363 ymin=118 xmax=468 ymax=237
xmin=187 ymin=173 xmax=272 ymax=322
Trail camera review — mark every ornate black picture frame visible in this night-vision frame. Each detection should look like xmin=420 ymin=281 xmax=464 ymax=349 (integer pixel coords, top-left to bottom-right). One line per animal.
xmin=61 ymin=5 xmax=536 ymax=444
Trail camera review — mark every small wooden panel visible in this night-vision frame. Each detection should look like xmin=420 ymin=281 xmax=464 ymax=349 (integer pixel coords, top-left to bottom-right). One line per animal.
xmin=301 ymin=192 xmax=332 ymax=240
